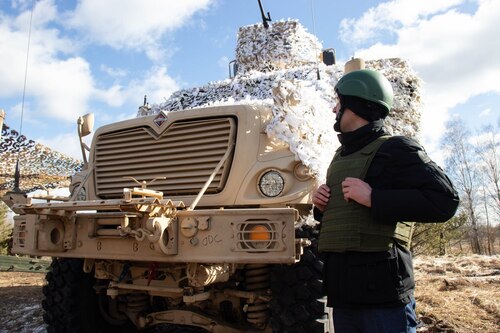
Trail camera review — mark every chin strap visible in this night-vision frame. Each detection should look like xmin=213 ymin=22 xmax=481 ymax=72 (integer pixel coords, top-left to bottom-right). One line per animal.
xmin=334 ymin=105 xmax=345 ymax=133
xmin=333 ymin=92 xmax=345 ymax=132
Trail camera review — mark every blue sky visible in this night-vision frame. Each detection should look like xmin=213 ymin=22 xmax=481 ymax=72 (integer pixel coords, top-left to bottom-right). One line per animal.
xmin=0 ymin=0 xmax=499 ymax=166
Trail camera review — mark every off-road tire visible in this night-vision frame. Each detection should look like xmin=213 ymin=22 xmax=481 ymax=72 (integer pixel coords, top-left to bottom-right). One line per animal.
xmin=269 ymin=227 xmax=333 ymax=333
xmin=42 ymin=258 xmax=132 ymax=333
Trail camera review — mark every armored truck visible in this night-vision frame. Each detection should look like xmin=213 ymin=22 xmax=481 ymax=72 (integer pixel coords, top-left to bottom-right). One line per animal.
xmin=3 ymin=20 xmax=421 ymax=333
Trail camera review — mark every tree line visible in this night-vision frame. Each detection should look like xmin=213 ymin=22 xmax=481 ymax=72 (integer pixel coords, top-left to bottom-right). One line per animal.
xmin=412 ymin=117 xmax=500 ymax=256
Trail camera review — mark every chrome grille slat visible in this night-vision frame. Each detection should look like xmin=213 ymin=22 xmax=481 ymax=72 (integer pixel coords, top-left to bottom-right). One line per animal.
xmin=94 ymin=118 xmax=236 ymax=198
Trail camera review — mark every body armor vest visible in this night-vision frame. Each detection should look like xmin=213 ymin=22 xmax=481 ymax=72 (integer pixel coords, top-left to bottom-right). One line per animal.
xmin=318 ymin=136 xmax=414 ymax=252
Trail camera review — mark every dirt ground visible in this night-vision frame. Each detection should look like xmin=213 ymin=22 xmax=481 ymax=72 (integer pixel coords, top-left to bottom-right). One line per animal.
xmin=0 ymin=255 xmax=498 ymax=333
xmin=0 ymin=272 xmax=45 ymax=333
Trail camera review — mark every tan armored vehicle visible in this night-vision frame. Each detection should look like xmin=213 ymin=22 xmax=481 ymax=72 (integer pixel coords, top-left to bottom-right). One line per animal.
xmin=3 ymin=20 xmax=421 ymax=333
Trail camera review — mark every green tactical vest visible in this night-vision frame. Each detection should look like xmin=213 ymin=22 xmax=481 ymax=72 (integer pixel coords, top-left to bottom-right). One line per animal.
xmin=318 ymin=135 xmax=414 ymax=253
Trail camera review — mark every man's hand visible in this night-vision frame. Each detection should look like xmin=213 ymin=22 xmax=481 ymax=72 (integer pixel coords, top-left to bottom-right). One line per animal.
xmin=341 ymin=177 xmax=372 ymax=207
xmin=312 ymin=184 xmax=331 ymax=212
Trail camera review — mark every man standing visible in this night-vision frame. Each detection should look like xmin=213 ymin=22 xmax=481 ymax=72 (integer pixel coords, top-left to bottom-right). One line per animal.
xmin=312 ymin=68 xmax=459 ymax=333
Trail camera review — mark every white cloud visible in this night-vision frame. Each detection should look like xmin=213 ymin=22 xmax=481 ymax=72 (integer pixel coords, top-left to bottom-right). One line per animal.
xmin=339 ymin=0 xmax=464 ymax=45
xmin=95 ymin=66 xmax=179 ymax=109
xmin=218 ymin=56 xmax=229 ymax=68
xmin=340 ymin=0 xmax=500 ymax=162
xmin=139 ymin=66 xmax=180 ymax=103
xmin=36 ymin=131 xmax=90 ymax=160
xmin=0 ymin=0 xmax=95 ymax=122
xmin=100 ymin=65 xmax=127 ymax=78
xmin=31 ymin=58 xmax=95 ymax=121
xmin=471 ymin=130 xmax=500 ymax=145
xmin=479 ymin=108 xmax=491 ymax=117
xmin=1 ymin=0 xmax=193 ymax=126
xmin=66 ymin=0 xmax=213 ymax=62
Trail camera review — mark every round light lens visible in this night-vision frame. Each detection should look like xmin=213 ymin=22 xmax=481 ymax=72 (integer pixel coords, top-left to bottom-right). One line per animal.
xmin=248 ymin=225 xmax=271 ymax=242
xmin=258 ymin=170 xmax=284 ymax=197
xmin=243 ymin=223 xmax=273 ymax=250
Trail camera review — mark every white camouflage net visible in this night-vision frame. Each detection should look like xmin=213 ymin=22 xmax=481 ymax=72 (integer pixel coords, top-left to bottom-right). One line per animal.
xmin=142 ymin=20 xmax=422 ymax=185
xmin=236 ymin=20 xmax=321 ymax=74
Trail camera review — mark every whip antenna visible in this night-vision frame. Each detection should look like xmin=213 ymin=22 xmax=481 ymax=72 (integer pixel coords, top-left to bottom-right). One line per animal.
xmin=13 ymin=0 xmax=35 ymax=192
xmin=310 ymin=0 xmax=321 ymax=80
xmin=258 ymin=0 xmax=272 ymax=29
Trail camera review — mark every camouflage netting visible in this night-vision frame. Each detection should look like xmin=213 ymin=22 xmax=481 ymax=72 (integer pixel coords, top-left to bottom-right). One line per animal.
xmin=141 ymin=20 xmax=422 ymax=183
xmin=235 ymin=20 xmax=321 ymax=73
xmin=0 ymin=124 xmax=82 ymax=195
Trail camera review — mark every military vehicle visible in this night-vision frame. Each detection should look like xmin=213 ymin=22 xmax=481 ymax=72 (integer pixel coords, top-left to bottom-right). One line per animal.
xmin=3 ymin=18 xmax=421 ymax=333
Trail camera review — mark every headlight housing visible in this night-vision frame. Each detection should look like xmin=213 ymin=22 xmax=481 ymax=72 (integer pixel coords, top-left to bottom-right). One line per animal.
xmin=258 ymin=170 xmax=284 ymax=197
xmin=242 ymin=223 xmax=274 ymax=250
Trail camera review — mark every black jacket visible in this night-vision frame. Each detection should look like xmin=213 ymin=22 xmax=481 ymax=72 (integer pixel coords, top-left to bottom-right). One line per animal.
xmin=316 ymin=121 xmax=459 ymax=308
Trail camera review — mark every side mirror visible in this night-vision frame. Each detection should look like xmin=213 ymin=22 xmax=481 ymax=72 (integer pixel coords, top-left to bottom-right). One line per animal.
xmin=77 ymin=113 xmax=94 ymax=164
xmin=78 ymin=113 xmax=94 ymax=137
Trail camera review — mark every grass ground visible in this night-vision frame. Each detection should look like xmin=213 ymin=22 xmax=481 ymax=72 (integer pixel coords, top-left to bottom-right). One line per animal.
xmin=414 ymin=255 xmax=499 ymax=333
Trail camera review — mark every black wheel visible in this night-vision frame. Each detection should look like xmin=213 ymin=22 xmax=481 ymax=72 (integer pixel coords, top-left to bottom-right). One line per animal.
xmin=42 ymin=258 xmax=134 ymax=333
xmin=269 ymin=227 xmax=333 ymax=333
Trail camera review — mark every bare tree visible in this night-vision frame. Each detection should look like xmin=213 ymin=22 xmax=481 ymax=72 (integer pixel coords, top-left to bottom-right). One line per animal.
xmin=477 ymin=122 xmax=500 ymax=220
xmin=442 ymin=118 xmax=482 ymax=254
xmin=475 ymin=121 xmax=500 ymax=255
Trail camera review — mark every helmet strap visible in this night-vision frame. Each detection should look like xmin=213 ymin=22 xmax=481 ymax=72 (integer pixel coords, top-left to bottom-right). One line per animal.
xmin=333 ymin=105 xmax=345 ymax=132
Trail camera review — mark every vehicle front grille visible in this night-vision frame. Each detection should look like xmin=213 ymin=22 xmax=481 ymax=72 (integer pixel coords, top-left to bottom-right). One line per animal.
xmin=94 ymin=117 xmax=236 ymax=198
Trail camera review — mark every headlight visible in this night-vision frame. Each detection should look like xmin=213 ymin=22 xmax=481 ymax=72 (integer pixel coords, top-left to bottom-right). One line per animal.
xmin=258 ymin=170 xmax=284 ymax=197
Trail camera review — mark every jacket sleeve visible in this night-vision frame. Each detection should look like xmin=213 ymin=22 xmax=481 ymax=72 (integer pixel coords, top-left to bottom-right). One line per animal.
xmin=313 ymin=206 xmax=323 ymax=222
xmin=370 ymin=136 xmax=459 ymax=223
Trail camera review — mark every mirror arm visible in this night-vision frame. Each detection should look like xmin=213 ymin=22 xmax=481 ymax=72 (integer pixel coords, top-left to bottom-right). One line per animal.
xmin=77 ymin=116 xmax=88 ymax=164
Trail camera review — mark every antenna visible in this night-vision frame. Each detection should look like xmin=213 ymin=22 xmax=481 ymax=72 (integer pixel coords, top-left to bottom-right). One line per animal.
xmin=13 ymin=0 xmax=35 ymax=193
xmin=258 ymin=0 xmax=272 ymax=29
xmin=310 ymin=0 xmax=321 ymax=80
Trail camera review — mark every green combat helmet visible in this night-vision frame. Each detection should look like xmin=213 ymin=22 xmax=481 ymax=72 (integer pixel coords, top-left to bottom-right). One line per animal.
xmin=335 ymin=69 xmax=394 ymax=116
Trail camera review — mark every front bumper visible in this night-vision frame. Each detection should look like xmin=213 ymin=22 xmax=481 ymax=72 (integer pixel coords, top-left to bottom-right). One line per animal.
xmin=10 ymin=197 xmax=300 ymax=264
